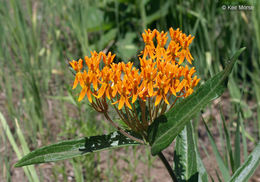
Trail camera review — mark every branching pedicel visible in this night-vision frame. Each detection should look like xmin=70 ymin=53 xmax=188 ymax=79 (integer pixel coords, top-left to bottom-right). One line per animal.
xmin=69 ymin=28 xmax=200 ymax=143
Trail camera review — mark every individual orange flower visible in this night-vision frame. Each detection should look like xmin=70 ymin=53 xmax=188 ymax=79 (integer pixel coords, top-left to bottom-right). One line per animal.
xmin=78 ymin=70 xmax=95 ymax=103
xmin=154 ymin=73 xmax=171 ymax=106
xmin=69 ymin=59 xmax=83 ymax=89
xmin=110 ymin=62 xmax=124 ymax=97
xmin=97 ymin=66 xmax=113 ymax=100
xmin=141 ymin=29 xmax=156 ymax=58
xmin=69 ymin=59 xmax=83 ymax=72
xmin=102 ymin=52 xmax=116 ymax=66
xmin=155 ymin=31 xmax=168 ymax=60
xmin=178 ymin=34 xmax=195 ymax=64
xmin=84 ymin=51 xmax=101 ymax=73
xmin=169 ymin=28 xmax=182 ymax=43
xmin=184 ymin=75 xmax=200 ymax=97
xmin=125 ymin=66 xmax=141 ymax=103
xmin=169 ymin=27 xmax=195 ymax=64
xmin=166 ymin=40 xmax=181 ymax=64
xmin=113 ymin=78 xmax=132 ymax=110
xmin=139 ymin=58 xmax=157 ymax=97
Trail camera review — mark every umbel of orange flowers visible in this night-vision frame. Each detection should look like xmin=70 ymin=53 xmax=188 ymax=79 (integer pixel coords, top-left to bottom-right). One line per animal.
xmin=69 ymin=28 xmax=200 ymax=142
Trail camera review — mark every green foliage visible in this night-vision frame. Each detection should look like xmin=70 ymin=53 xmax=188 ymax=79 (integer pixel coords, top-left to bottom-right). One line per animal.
xmin=203 ymin=118 xmax=231 ymax=181
xmin=148 ymin=48 xmax=246 ymax=155
xmin=0 ymin=112 xmax=39 ymax=182
xmin=0 ymin=0 xmax=259 ymax=181
xmin=15 ymin=131 xmax=141 ymax=167
xmin=174 ymin=121 xmax=209 ymax=182
xmin=229 ymin=142 xmax=260 ymax=182
xmin=174 ymin=121 xmax=202 ymax=181
xmin=15 ymin=131 xmax=138 ymax=167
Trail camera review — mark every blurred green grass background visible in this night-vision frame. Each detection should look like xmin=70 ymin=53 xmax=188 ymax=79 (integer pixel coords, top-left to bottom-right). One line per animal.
xmin=0 ymin=0 xmax=259 ymax=181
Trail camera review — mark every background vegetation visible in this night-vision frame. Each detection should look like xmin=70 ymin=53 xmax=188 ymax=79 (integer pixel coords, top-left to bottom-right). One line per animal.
xmin=0 ymin=0 xmax=259 ymax=181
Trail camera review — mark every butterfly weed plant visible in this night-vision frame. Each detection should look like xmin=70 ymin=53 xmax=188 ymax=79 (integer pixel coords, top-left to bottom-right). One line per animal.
xmin=69 ymin=28 xmax=200 ymax=144
xmin=15 ymin=28 xmax=259 ymax=182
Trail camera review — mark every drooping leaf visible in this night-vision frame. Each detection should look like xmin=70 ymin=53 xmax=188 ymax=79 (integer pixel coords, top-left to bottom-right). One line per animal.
xmin=15 ymin=131 xmax=141 ymax=167
xmin=148 ymin=47 xmax=246 ymax=155
xmin=174 ymin=121 xmax=199 ymax=181
xmin=229 ymin=142 xmax=260 ymax=182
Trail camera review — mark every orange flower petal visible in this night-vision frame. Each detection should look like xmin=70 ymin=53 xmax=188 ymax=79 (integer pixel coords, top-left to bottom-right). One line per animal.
xmin=72 ymin=76 xmax=79 ymax=89
xmin=112 ymin=86 xmax=118 ymax=97
xmin=178 ymin=53 xmax=185 ymax=65
xmin=92 ymin=77 xmax=98 ymax=90
xmin=132 ymin=94 xmax=138 ymax=104
xmin=125 ymin=98 xmax=132 ymax=110
xmin=155 ymin=94 xmax=162 ymax=106
xmin=163 ymin=95 xmax=170 ymax=105
xmin=97 ymin=83 xmax=107 ymax=98
xmin=105 ymin=88 xmax=111 ymax=100
xmin=118 ymin=96 xmax=125 ymax=110
xmin=170 ymin=87 xmax=177 ymax=96
xmin=86 ymin=88 xmax=93 ymax=103
xmin=176 ymin=79 xmax=187 ymax=93
xmin=112 ymin=100 xmax=119 ymax=105
xmin=148 ymin=82 xmax=153 ymax=97
xmin=78 ymin=87 xmax=87 ymax=102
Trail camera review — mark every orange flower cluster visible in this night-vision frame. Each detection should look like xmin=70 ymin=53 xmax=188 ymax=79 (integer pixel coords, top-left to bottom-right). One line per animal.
xmin=70 ymin=28 xmax=200 ymax=113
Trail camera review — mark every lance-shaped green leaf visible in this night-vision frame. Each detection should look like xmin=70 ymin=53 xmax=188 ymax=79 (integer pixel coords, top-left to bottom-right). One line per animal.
xmin=229 ymin=142 xmax=260 ymax=182
xmin=174 ymin=121 xmax=199 ymax=181
xmin=15 ymin=131 xmax=141 ymax=167
xmin=148 ymin=47 xmax=246 ymax=155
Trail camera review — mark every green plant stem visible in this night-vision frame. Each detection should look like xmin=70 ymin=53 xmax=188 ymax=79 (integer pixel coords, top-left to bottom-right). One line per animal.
xmin=140 ymin=0 xmax=147 ymax=30
xmin=103 ymin=112 xmax=145 ymax=144
xmin=157 ymin=152 xmax=178 ymax=182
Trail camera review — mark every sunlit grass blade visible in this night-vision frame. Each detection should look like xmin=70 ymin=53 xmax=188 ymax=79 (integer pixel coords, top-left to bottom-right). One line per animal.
xmin=239 ymin=111 xmax=248 ymax=161
xmin=215 ymin=170 xmax=223 ymax=182
xmin=216 ymin=114 xmax=227 ymax=165
xmin=234 ymin=113 xmax=241 ymax=171
xmin=71 ymin=159 xmax=84 ymax=182
xmin=229 ymin=142 xmax=260 ymax=182
xmin=15 ymin=131 xmax=141 ymax=167
xmin=203 ymin=117 xmax=231 ymax=181
xmin=15 ymin=119 xmax=40 ymax=182
xmin=248 ymin=70 xmax=260 ymax=139
xmin=210 ymin=175 xmax=215 ymax=182
xmin=220 ymin=107 xmax=235 ymax=173
xmin=0 ymin=112 xmax=37 ymax=182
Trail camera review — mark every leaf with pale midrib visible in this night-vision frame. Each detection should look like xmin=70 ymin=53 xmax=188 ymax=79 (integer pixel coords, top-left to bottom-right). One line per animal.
xmin=15 ymin=131 xmax=141 ymax=167
xmin=174 ymin=121 xmax=199 ymax=182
